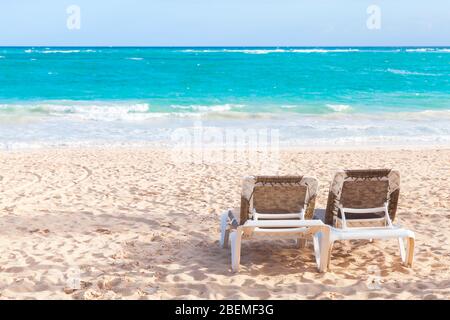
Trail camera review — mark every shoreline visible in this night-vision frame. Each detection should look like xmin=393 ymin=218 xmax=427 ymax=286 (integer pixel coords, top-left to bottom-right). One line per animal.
xmin=1 ymin=143 xmax=450 ymax=154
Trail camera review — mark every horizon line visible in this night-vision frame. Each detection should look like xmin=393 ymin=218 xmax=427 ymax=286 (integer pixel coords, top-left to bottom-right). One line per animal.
xmin=1 ymin=45 xmax=450 ymax=48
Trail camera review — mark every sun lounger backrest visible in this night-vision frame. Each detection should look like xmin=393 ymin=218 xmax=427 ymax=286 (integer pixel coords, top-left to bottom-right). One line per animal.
xmin=341 ymin=180 xmax=389 ymax=208
xmin=240 ymin=176 xmax=318 ymax=224
xmin=253 ymin=184 xmax=307 ymax=213
xmin=324 ymin=169 xmax=400 ymax=225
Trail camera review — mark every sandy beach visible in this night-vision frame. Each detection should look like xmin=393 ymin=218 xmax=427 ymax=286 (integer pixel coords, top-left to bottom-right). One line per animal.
xmin=0 ymin=147 xmax=449 ymax=299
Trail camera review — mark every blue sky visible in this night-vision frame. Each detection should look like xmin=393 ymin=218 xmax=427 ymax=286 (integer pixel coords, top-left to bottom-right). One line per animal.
xmin=0 ymin=0 xmax=449 ymax=46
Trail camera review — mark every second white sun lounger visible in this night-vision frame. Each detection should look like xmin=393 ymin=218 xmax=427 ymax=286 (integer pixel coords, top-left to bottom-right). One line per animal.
xmin=220 ymin=175 xmax=323 ymax=272
xmin=323 ymin=169 xmax=415 ymax=268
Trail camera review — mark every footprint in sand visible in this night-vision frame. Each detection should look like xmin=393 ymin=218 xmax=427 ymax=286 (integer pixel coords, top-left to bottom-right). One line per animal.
xmin=95 ymin=228 xmax=112 ymax=234
xmin=29 ymin=228 xmax=50 ymax=235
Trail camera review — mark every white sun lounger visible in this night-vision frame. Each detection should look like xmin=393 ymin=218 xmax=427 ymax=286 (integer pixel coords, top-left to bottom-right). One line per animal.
xmin=229 ymin=219 xmax=331 ymax=272
xmin=322 ymin=169 xmax=415 ymax=269
xmin=327 ymin=223 xmax=415 ymax=269
xmin=227 ymin=218 xmax=415 ymax=272
xmin=220 ymin=175 xmax=321 ymax=272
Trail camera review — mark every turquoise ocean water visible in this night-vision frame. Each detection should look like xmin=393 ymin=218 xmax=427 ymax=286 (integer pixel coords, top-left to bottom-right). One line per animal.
xmin=0 ymin=47 xmax=450 ymax=148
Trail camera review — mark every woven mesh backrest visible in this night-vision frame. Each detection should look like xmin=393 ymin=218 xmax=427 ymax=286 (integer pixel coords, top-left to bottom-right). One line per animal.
xmin=340 ymin=180 xmax=388 ymax=208
xmin=253 ymin=185 xmax=307 ymax=213
xmin=240 ymin=175 xmax=318 ymax=224
xmin=324 ymin=169 xmax=400 ymax=225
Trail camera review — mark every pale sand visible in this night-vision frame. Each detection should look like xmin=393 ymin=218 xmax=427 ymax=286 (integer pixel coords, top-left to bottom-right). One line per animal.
xmin=0 ymin=147 xmax=449 ymax=300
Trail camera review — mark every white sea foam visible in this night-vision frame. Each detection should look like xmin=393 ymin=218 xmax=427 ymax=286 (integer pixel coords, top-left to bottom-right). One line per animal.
xmin=323 ymin=109 xmax=450 ymax=121
xmin=291 ymin=49 xmax=359 ymax=53
xmin=171 ymin=104 xmax=245 ymax=112
xmin=1 ymin=113 xmax=449 ymax=150
xmin=326 ymin=104 xmax=352 ymax=112
xmin=291 ymin=49 xmax=327 ymax=53
xmin=386 ymin=68 xmax=439 ymax=76
xmin=0 ymin=103 xmax=153 ymax=121
xmin=232 ymin=49 xmax=285 ymax=54
xmin=181 ymin=49 xmax=286 ymax=54
xmin=180 ymin=48 xmax=450 ymax=54
xmin=41 ymin=103 xmax=151 ymax=121
xmin=0 ymin=103 xmax=275 ymax=121
xmin=180 ymin=48 xmax=360 ymax=54
xmin=406 ymin=48 xmax=434 ymax=52
xmin=405 ymin=48 xmax=450 ymax=53
xmin=280 ymin=105 xmax=297 ymax=109
xmin=24 ymin=49 xmax=96 ymax=54
xmin=2 ymin=103 xmax=450 ymax=123
xmin=0 ymin=103 xmax=447 ymax=119
xmin=43 ymin=50 xmax=80 ymax=53
xmin=387 ymin=109 xmax=450 ymax=121
xmin=126 ymin=57 xmax=144 ymax=60
xmin=1 ymin=104 xmax=450 ymax=150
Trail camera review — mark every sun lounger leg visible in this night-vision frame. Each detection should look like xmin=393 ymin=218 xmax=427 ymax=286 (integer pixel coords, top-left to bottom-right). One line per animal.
xmin=312 ymin=229 xmax=331 ymax=272
xmin=220 ymin=212 xmax=230 ymax=248
xmin=398 ymin=237 xmax=406 ymax=263
xmin=320 ymin=231 xmax=331 ymax=272
xmin=405 ymin=236 xmax=415 ymax=267
xmin=230 ymin=229 xmax=243 ymax=272
xmin=398 ymin=236 xmax=415 ymax=267
xmin=326 ymin=242 xmax=334 ymax=270
xmin=297 ymin=238 xmax=307 ymax=248
xmin=313 ymin=234 xmax=321 ymax=268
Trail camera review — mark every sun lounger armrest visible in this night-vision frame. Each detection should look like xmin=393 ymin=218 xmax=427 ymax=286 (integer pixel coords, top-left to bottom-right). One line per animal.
xmin=341 ymin=206 xmax=387 ymax=214
xmin=338 ymin=203 xmax=392 ymax=228
xmin=243 ymin=219 xmax=325 ymax=229
xmin=226 ymin=209 xmax=239 ymax=228
xmin=330 ymin=226 xmax=415 ymax=242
